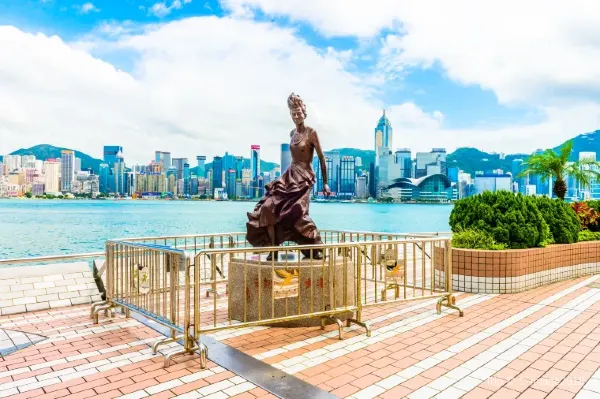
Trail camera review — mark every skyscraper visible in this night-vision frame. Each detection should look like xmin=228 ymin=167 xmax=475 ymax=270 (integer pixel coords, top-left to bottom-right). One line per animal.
xmin=99 ymin=163 xmax=109 ymax=193
xmin=374 ymin=110 xmax=393 ymax=165
xmin=104 ymin=146 xmax=122 ymax=166
xmin=339 ymin=156 xmax=356 ymax=199
xmin=196 ymin=156 xmax=206 ymax=178
xmin=60 ymin=150 xmax=75 ymax=192
xmin=172 ymin=158 xmax=188 ymax=180
xmin=250 ymin=145 xmax=260 ymax=181
xmin=250 ymin=145 xmax=260 ymax=197
xmin=113 ymin=151 xmax=126 ymax=196
xmin=226 ymin=169 xmax=236 ymax=199
xmin=43 ymin=159 xmax=60 ymax=193
xmin=155 ymin=151 xmax=172 ymax=169
xmin=212 ymin=156 xmax=223 ymax=194
xmin=235 ymin=156 xmax=244 ymax=179
xmin=280 ymin=143 xmax=291 ymax=173
xmin=183 ymin=163 xmax=190 ymax=196
xmin=74 ymin=158 xmax=82 ymax=173
xmin=395 ymin=149 xmax=412 ymax=178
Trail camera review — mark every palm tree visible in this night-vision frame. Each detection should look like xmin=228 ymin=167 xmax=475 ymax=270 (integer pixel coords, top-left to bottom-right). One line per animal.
xmin=518 ymin=140 xmax=600 ymax=201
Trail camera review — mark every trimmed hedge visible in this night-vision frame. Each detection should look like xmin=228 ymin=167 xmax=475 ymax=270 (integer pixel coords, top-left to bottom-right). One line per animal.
xmin=452 ymin=229 xmax=507 ymax=250
xmin=535 ymin=196 xmax=580 ymax=244
xmin=450 ymin=191 xmax=550 ymax=249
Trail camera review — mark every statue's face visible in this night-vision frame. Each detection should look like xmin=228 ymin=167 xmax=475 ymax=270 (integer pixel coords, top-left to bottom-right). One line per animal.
xmin=290 ymin=106 xmax=305 ymax=125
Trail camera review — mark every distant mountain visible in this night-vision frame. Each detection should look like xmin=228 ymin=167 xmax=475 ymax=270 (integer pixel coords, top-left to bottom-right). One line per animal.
xmin=10 ymin=144 xmax=103 ymax=173
xmin=205 ymin=159 xmax=279 ymax=173
xmin=552 ymin=129 xmax=600 ymax=161
xmin=331 ymin=148 xmax=375 ymax=170
xmin=446 ymin=148 xmax=529 ymax=176
xmin=7 ymin=130 xmax=600 ymax=178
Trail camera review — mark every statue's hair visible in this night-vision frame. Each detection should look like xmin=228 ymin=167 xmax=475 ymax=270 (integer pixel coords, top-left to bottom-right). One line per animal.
xmin=287 ymin=93 xmax=307 ymax=117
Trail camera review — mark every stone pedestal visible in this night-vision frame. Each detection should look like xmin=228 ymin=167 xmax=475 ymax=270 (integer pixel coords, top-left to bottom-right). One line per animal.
xmin=228 ymin=254 xmax=355 ymax=327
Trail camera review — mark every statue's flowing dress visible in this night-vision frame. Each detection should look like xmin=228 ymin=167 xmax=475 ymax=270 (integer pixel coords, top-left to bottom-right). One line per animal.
xmin=246 ymin=127 xmax=322 ymax=249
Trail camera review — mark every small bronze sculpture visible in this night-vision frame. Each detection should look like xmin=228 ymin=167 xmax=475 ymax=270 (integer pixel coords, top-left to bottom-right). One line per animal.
xmin=246 ymin=93 xmax=331 ymax=260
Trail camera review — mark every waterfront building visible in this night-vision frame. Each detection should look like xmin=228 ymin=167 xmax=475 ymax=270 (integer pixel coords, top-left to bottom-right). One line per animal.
xmin=250 ymin=145 xmax=260 ymax=180
xmin=280 ymin=143 xmax=291 ymax=173
xmin=197 ymin=177 xmax=207 ymax=195
xmin=196 ymin=156 xmax=206 ymax=178
xmin=395 ymin=149 xmax=412 ymax=178
xmin=369 ymin=163 xmax=377 ymax=199
xmin=136 ymin=170 xmax=166 ymax=196
xmin=155 ymin=151 xmax=172 ymax=169
xmin=511 ymin=159 xmax=526 ymax=194
xmin=226 ymin=169 xmax=236 ymax=199
xmin=212 ymin=156 xmax=223 ymax=192
xmin=579 ymin=152 xmax=600 ymax=199
xmin=43 ymin=159 xmax=60 ymax=193
xmin=474 ymin=173 xmax=512 ymax=194
xmin=113 ymin=151 xmax=126 ymax=196
xmin=355 ymin=156 xmax=362 ymax=168
xmin=104 ymin=146 xmax=122 ymax=166
xmin=60 ymin=150 xmax=75 ymax=192
xmin=415 ymin=149 xmax=447 ymax=178
xmin=74 ymin=158 xmax=81 ymax=173
xmin=526 ymin=184 xmax=537 ymax=196
xmin=189 ymin=176 xmax=198 ymax=195
xmin=183 ymin=163 xmax=191 ymax=196
xmin=356 ymin=175 xmax=368 ymax=199
xmin=235 ymin=179 xmax=244 ymax=198
xmin=167 ymin=172 xmax=177 ymax=195
xmin=235 ymin=156 xmax=244 ymax=179
xmin=383 ymin=174 xmax=453 ymax=201
xmin=447 ymin=167 xmax=459 ymax=184
xmin=0 ymin=161 xmax=4 ymax=176
xmin=172 ymin=158 xmax=187 ymax=180
xmin=31 ymin=183 xmax=44 ymax=197
xmin=339 ymin=156 xmax=356 ymax=199
xmin=374 ymin=110 xmax=393 ymax=166
xmin=21 ymin=155 xmax=36 ymax=168
xmin=250 ymin=145 xmax=260 ymax=197
xmin=377 ymin=147 xmax=393 ymax=196
xmin=99 ymin=163 xmax=109 ymax=194
xmin=3 ymin=155 xmax=21 ymax=172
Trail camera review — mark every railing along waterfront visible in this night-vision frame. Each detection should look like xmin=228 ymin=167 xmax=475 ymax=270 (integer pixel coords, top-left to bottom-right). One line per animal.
xmin=93 ymin=231 xmax=462 ymax=368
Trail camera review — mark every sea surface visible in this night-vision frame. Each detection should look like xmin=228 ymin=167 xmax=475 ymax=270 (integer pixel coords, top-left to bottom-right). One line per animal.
xmin=0 ymin=200 xmax=452 ymax=259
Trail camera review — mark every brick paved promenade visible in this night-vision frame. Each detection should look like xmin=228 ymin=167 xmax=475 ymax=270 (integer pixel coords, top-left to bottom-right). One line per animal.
xmin=2 ymin=276 xmax=600 ymax=399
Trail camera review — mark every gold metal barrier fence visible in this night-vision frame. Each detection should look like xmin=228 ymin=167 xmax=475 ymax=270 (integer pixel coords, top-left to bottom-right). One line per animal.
xmin=93 ymin=234 xmax=461 ymax=368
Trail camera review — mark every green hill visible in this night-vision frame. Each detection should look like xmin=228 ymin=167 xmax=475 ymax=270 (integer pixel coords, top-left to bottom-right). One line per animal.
xmin=10 ymin=144 xmax=103 ymax=173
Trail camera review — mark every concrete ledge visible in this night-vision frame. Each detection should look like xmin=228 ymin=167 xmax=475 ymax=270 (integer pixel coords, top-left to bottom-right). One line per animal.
xmin=0 ymin=262 xmax=102 ymax=316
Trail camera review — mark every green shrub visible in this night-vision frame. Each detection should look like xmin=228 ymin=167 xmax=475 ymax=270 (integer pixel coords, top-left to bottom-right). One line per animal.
xmin=450 ymin=191 xmax=550 ymax=249
xmin=584 ymin=200 xmax=600 ymax=231
xmin=578 ymin=230 xmax=600 ymax=242
xmin=452 ymin=229 xmax=507 ymax=250
xmin=534 ymin=196 xmax=580 ymax=244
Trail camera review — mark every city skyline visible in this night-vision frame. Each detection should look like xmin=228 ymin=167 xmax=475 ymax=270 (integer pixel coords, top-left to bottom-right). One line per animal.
xmin=2 ymin=1 xmax=600 ymax=165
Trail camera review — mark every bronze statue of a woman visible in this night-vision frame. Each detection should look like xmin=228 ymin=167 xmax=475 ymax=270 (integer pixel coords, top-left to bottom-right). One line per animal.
xmin=246 ymin=93 xmax=331 ymax=260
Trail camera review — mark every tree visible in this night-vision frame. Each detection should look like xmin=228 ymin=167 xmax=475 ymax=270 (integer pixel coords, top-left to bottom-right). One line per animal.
xmin=24 ymin=192 xmax=32 ymax=198
xmin=518 ymin=140 xmax=600 ymax=200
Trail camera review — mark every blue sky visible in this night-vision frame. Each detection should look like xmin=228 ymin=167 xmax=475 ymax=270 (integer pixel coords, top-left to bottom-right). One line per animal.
xmin=0 ymin=0 xmax=535 ymax=130
xmin=0 ymin=0 xmax=598 ymax=163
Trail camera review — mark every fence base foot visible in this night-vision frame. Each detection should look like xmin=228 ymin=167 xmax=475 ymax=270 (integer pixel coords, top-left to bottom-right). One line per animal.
xmin=164 ymin=348 xmax=189 ymax=368
xmin=347 ymin=318 xmax=371 ymax=337
xmin=437 ymin=295 xmax=463 ymax=317
xmin=92 ymin=304 xmax=117 ymax=324
xmin=198 ymin=341 xmax=208 ymax=369
xmin=321 ymin=317 xmax=344 ymax=340
xmin=90 ymin=301 xmax=107 ymax=319
xmin=152 ymin=335 xmax=182 ymax=355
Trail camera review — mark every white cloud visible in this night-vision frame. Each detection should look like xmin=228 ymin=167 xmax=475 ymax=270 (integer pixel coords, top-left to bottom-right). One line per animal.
xmin=220 ymin=0 xmax=600 ymax=107
xmin=1 ymin=12 xmax=600 ymax=169
xmin=80 ymin=2 xmax=99 ymax=14
xmin=148 ymin=0 xmax=192 ymax=18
